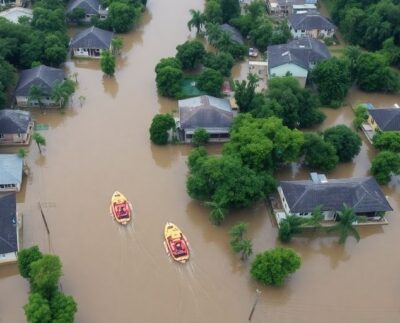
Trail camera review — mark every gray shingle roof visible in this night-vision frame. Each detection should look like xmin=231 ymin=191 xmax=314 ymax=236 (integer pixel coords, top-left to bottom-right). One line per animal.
xmin=288 ymin=12 xmax=336 ymax=30
xmin=0 ymin=110 xmax=32 ymax=134
xmin=66 ymin=0 xmax=100 ymax=15
xmin=274 ymin=0 xmax=317 ymax=5
xmin=15 ymin=65 xmax=65 ymax=97
xmin=369 ymin=108 xmax=400 ymax=131
xmin=0 ymin=193 xmax=17 ymax=254
xmin=178 ymin=95 xmax=233 ymax=130
xmin=267 ymin=37 xmax=331 ymax=70
xmin=70 ymin=26 xmax=113 ymax=49
xmin=0 ymin=155 xmax=23 ymax=186
xmin=219 ymin=24 xmax=244 ymax=45
xmin=280 ymin=177 xmax=393 ymax=213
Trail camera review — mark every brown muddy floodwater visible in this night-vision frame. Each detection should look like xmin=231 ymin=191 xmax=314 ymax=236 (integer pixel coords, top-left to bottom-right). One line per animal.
xmin=1 ymin=1 xmax=400 ymax=322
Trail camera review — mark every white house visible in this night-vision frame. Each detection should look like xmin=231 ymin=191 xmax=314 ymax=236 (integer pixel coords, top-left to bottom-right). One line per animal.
xmin=0 ymin=154 xmax=23 ymax=192
xmin=70 ymin=26 xmax=113 ymax=59
xmin=288 ymin=12 xmax=336 ymax=39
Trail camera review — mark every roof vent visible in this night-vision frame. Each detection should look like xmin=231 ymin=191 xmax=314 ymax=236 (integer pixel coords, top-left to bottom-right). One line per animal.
xmin=394 ymin=103 xmax=399 ymax=109
xmin=310 ymin=172 xmax=328 ymax=183
xmin=282 ymin=51 xmax=290 ymax=56
xmin=299 ymin=45 xmax=305 ymax=48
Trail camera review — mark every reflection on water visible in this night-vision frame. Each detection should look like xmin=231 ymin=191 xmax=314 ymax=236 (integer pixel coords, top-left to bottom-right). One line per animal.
xmin=1 ymin=0 xmax=400 ymax=322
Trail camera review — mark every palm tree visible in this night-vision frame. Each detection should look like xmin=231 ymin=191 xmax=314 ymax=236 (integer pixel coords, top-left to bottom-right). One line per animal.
xmin=111 ymin=36 xmax=124 ymax=55
xmin=304 ymin=206 xmax=324 ymax=229
xmin=32 ymin=133 xmax=46 ymax=155
xmin=232 ymin=239 xmax=253 ymax=260
xmin=327 ymin=204 xmax=365 ymax=244
xmin=187 ymin=9 xmax=204 ymax=34
xmin=51 ymin=81 xmax=66 ymax=108
xmin=229 ymin=222 xmax=248 ymax=241
xmin=28 ymin=85 xmax=44 ymax=108
xmin=205 ymin=199 xmax=226 ymax=225
xmin=278 ymin=215 xmax=305 ymax=243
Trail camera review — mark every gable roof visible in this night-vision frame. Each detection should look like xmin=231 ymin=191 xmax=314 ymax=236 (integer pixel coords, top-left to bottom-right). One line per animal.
xmin=0 ymin=155 xmax=23 ymax=186
xmin=267 ymin=37 xmax=331 ymax=70
xmin=178 ymin=95 xmax=233 ymax=130
xmin=288 ymin=12 xmax=336 ymax=30
xmin=66 ymin=0 xmax=100 ymax=15
xmin=15 ymin=65 xmax=65 ymax=97
xmin=0 ymin=110 xmax=32 ymax=134
xmin=280 ymin=177 xmax=393 ymax=213
xmin=219 ymin=24 xmax=244 ymax=45
xmin=70 ymin=26 xmax=113 ymax=49
xmin=0 ymin=193 xmax=17 ymax=254
xmin=369 ymin=107 xmax=400 ymax=131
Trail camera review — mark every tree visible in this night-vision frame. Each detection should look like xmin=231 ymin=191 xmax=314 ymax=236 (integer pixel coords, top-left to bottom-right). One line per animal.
xmin=229 ymin=223 xmax=252 ymax=260
xmin=17 ymin=246 xmax=43 ymax=279
xmin=176 ymin=40 xmax=206 ymax=70
xmin=106 ymin=1 xmax=141 ymax=33
xmin=192 ymin=128 xmax=209 ymax=147
xmin=30 ymin=255 xmax=62 ymax=298
xmin=353 ymin=104 xmax=368 ymax=129
xmin=149 ymin=113 xmax=175 ymax=145
xmin=67 ymin=7 xmax=85 ymax=24
xmin=234 ymin=73 xmax=258 ymax=113
xmin=249 ymin=17 xmax=273 ymax=52
xmin=100 ymin=50 xmax=116 ymax=77
xmin=205 ymin=199 xmax=227 ymax=225
xmin=327 ymin=205 xmax=364 ymax=244
xmin=155 ymin=66 xmax=183 ymax=98
xmin=43 ymin=34 xmax=67 ymax=67
xmin=302 ymin=133 xmax=339 ymax=172
xmin=323 ymin=125 xmax=362 ymax=162
xmin=204 ymin=0 xmax=222 ymax=24
xmin=202 ymin=52 xmax=234 ymax=77
xmin=271 ymin=20 xmax=291 ymax=45
xmin=111 ymin=36 xmax=124 ymax=55
xmin=266 ymin=76 xmax=325 ymax=128
xmin=373 ymin=132 xmax=400 ymax=153
xmin=50 ymin=291 xmax=77 ymax=323
xmin=304 ymin=206 xmax=324 ymax=229
xmin=51 ymin=80 xmax=76 ymax=108
xmin=155 ymin=57 xmax=182 ymax=74
xmin=250 ymin=247 xmax=301 ymax=286
xmin=196 ymin=68 xmax=223 ymax=97
xmin=229 ymin=222 xmax=248 ymax=241
xmin=311 ymin=57 xmax=351 ymax=107
xmin=24 ymin=293 xmax=51 ymax=323
xmin=220 ymin=0 xmax=241 ymax=22
xmin=278 ymin=216 xmax=305 ymax=243
xmin=187 ymin=9 xmax=204 ymax=33
xmin=371 ymin=151 xmax=400 ymax=184
xmin=28 ymin=85 xmax=45 ymax=108
xmin=32 ymin=133 xmax=46 ymax=155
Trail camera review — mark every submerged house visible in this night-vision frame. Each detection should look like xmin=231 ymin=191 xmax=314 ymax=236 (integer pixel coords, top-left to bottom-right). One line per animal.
xmin=367 ymin=104 xmax=400 ymax=132
xmin=266 ymin=0 xmax=317 ymax=16
xmin=277 ymin=173 xmax=393 ymax=224
xmin=0 ymin=193 xmax=20 ymax=265
xmin=0 ymin=154 xmax=23 ymax=192
xmin=288 ymin=11 xmax=336 ymax=39
xmin=14 ymin=65 xmax=65 ymax=108
xmin=218 ymin=24 xmax=244 ymax=45
xmin=70 ymin=26 xmax=113 ymax=58
xmin=267 ymin=37 xmax=330 ymax=87
xmin=177 ymin=95 xmax=233 ymax=143
xmin=66 ymin=0 xmax=108 ymax=22
xmin=0 ymin=110 xmax=33 ymax=146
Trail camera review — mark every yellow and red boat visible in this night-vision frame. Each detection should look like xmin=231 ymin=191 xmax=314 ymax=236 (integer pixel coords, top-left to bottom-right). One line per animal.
xmin=110 ymin=191 xmax=132 ymax=225
xmin=164 ymin=222 xmax=190 ymax=263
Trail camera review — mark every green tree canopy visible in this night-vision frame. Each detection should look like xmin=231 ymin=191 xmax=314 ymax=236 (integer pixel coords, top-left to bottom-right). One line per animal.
xmin=111 ymin=36 xmax=124 ymax=55
xmin=192 ymin=128 xmax=210 ymax=147
xmin=312 ymin=57 xmax=352 ymax=107
xmin=371 ymin=151 xmax=400 ymax=184
xmin=203 ymin=0 xmax=222 ymax=24
xmin=67 ymin=7 xmax=85 ymax=24
xmin=24 ymin=293 xmax=51 ymax=323
xmin=187 ymin=9 xmax=205 ymax=33
xmin=220 ymin=0 xmax=240 ymax=22
xmin=155 ymin=57 xmax=182 ymax=73
xmin=373 ymin=131 xmax=400 ymax=153
xmin=149 ymin=113 xmax=175 ymax=145
xmin=249 ymin=17 xmax=273 ymax=52
xmin=100 ymin=50 xmax=116 ymax=76
xmin=327 ymin=205 xmax=364 ymax=244
xmin=32 ymin=132 xmax=46 ymax=154
xmin=234 ymin=73 xmax=258 ymax=113
xmin=323 ymin=125 xmax=362 ymax=162
xmin=250 ymin=247 xmax=301 ymax=286
xmin=302 ymin=133 xmax=339 ymax=172
xmin=106 ymin=1 xmax=142 ymax=33
xmin=176 ymin=40 xmax=206 ymax=70
xmin=51 ymin=79 xmax=76 ymax=108
xmin=202 ymin=52 xmax=234 ymax=77
xmin=196 ymin=68 xmax=223 ymax=97
xmin=155 ymin=66 xmax=183 ymax=98
xmin=17 ymin=246 xmax=43 ymax=279
xmin=353 ymin=103 xmax=368 ymax=129
xmin=278 ymin=216 xmax=305 ymax=243
xmin=50 ymin=291 xmax=78 ymax=323
xmin=30 ymin=255 xmax=62 ymax=298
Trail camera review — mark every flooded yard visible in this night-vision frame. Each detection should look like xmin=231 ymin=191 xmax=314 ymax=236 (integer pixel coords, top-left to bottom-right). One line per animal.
xmin=1 ymin=0 xmax=400 ymax=322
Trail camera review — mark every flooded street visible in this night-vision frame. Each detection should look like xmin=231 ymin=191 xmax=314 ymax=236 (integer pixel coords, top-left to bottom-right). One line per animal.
xmin=1 ymin=0 xmax=400 ymax=322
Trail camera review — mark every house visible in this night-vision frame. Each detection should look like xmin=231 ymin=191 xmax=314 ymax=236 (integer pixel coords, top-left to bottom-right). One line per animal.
xmin=66 ymin=0 xmax=108 ymax=22
xmin=14 ymin=65 xmax=65 ymax=108
xmin=267 ymin=37 xmax=331 ymax=87
xmin=219 ymin=24 xmax=244 ymax=45
xmin=0 ymin=110 xmax=33 ymax=146
xmin=70 ymin=26 xmax=113 ymax=58
xmin=0 ymin=7 xmax=32 ymax=23
xmin=0 ymin=193 xmax=21 ymax=265
xmin=288 ymin=12 xmax=336 ymax=39
xmin=367 ymin=104 xmax=400 ymax=132
xmin=177 ymin=95 xmax=233 ymax=143
xmin=0 ymin=154 xmax=23 ymax=192
xmin=277 ymin=173 xmax=393 ymax=224
xmin=266 ymin=0 xmax=317 ymax=16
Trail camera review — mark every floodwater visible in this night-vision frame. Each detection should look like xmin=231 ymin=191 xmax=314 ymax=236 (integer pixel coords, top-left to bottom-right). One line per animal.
xmin=1 ymin=1 xmax=400 ymax=322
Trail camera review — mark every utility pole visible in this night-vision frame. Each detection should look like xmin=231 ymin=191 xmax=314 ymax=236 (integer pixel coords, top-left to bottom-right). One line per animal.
xmin=248 ymin=289 xmax=262 ymax=321
xmin=38 ymin=202 xmax=50 ymax=235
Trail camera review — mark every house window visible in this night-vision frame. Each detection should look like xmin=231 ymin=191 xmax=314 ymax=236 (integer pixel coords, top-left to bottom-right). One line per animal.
xmin=0 ymin=134 xmax=4 ymax=139
xmin=301 ymin=30 xmax=305 ymax=32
